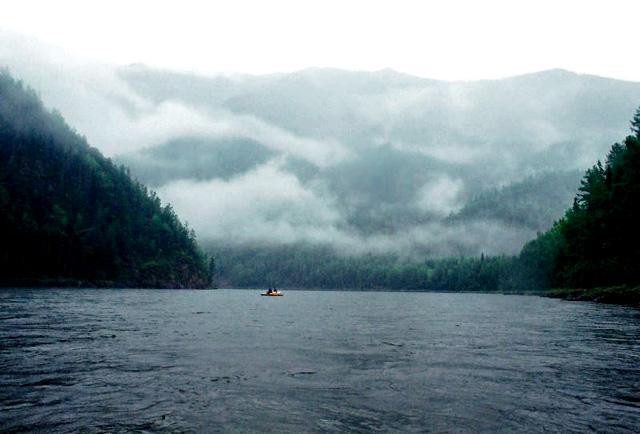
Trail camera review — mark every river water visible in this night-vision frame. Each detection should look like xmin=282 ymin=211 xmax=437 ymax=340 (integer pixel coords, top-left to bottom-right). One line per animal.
xmin=1 ymin=289 xmax=639 ymax=432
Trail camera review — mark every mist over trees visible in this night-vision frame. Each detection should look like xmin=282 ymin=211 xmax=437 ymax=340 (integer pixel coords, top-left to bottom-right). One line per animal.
xmin=448 ymin=170 xmax=583 ymax=230
xmin=3 ymin=37 xmax=639 ymax=258
xmin=113 ymin=66 xmax=640 ymax=257
xmin=213 ymin=243 xmax=512 ymax=291
xmin=515 ymin=107 xmax=640 ymax=290
xmin=212 ymin=107 xmax=640 ymax=292
xmin=3 ymin=38 xmax=640 ymax=292
xmin=0 ymin=71 xmax=210 ymax=288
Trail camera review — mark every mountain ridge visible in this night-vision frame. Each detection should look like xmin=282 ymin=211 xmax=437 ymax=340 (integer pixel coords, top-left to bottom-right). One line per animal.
xmin=119 ymin=64 xmax=640 ymax=85
xmin=0 ymin=70 xmax=212 ymax=288
xmin=3 ymin=43 xmax=639 ymax=257
xmin=112 ymin=64 xmax=640 ymax=256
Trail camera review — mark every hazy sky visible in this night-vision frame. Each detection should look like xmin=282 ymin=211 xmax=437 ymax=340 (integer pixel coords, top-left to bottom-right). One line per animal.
xmin=2 ymin=0 xmax=639 ymax=81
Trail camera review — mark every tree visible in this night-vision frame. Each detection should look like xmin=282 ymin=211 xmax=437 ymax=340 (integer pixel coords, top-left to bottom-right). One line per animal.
xmin=632 ymin=106 xmax=640 ymax=137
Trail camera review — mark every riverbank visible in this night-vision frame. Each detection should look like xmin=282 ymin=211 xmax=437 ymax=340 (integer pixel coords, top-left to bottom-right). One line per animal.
xmin=545 ymin=286 xmax=640 ymax=307
xmin=0 ymin=277 xmax=213 ymax=289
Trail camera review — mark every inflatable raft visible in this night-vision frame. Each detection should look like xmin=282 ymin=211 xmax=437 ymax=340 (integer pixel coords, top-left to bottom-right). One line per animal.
xmin=261 ymin=291 xmax=283 ymax=296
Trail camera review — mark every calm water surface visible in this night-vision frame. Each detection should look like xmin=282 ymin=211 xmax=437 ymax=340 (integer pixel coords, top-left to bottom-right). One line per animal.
xmin=1 ymin=289 xmax=640 ymax=432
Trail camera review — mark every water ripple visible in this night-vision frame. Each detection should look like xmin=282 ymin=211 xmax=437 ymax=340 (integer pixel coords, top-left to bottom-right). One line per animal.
xmin=1 ymin=289 xmax=640 ymax=432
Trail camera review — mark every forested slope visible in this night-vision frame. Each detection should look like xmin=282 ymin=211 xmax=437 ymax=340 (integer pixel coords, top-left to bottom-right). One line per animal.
xmin=515 ymin=106 xmax=640 ymax=292
xmin=0 ymin=71 xmax=210 ymax=288
xmin=212 ymin=243 xmax=513 ymax=291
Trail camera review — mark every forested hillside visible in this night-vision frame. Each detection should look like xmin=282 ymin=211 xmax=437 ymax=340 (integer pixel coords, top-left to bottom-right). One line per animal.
xmin=213 ymin=244 xmax=513 ymax=291
xmin=448 ymin=170 xmax=582 ymax=230
xmin=515 ymin=107 xmax=640 ymax=292
xmin=0 ymin=71 xmax=210 ymax=288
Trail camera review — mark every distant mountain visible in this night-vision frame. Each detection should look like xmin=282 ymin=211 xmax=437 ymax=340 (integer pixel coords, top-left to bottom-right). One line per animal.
xmin=448 ymin=170 xmax=583 ymax=230
xmin=3 ymin=39 xmax=639 ymax=257
xmin=122 ymin=136 xmax=275 ymax=187
xmin=114 ymin=66 xmax=640 ymax=256
xmin=0 ymin=71 xmax=210 ymax=288
xmin=119 ymin=67 xmax=640 ymax=171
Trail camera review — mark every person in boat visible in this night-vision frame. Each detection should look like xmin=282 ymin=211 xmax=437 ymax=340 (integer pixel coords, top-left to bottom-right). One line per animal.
xmin=267 ymin=288 xmax=273 ymax=294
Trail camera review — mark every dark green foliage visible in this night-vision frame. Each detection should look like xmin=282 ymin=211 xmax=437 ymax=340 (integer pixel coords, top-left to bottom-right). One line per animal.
xmin=0 ymin=71 xmax=210 ymax=288
xmin=514 ymin=106 xmax=640 ymax=289
xmin=632 ymin=106 xmax=640 ymax=136
xmin=509 ymin=224 xmax=565 ymax=291
xmin=117 ymin=137 xmax=275 ymax=187
xmin=212 ymin=244 xmax=514 ymax=292
xmin=545 ymin=286 xmax=640 ymax=306
xmin=449 ymin=170 xmax=582 ymax=230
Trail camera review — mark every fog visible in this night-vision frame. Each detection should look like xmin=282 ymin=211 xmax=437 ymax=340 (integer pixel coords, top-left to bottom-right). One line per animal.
xmin=3 ymin=33 xmax=640 ymax=257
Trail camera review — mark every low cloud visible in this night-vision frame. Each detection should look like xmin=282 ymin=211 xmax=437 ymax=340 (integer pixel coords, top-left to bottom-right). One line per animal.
xmin=415 ymin=177 xmax=464 ymax=216
xmin=157 ymin=159 xmax=345 ymax=245
xmin=3 ymin=33 xmax=638 ymax=258
xmin=0 ymin=32 xmax=351 ymax=166
xmin=196 ymin=110 xmax=352 ymax=167
xmin=156 ymin=159 xmax=535 ymax=257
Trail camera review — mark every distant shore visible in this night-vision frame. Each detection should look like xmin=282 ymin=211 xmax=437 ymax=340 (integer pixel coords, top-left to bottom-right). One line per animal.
xmin=544 ymin=286 xmax=640 ymax=307
xmin=0 ymin=278 xmax=213 ymax=289
xmin=0 ymin=278 xmax=123 ymax=288
xmin=2 ymin=281 xmax=637 ymax=306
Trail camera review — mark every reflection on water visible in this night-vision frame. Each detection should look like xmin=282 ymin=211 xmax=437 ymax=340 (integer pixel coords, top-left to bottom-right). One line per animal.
xmin=1 ymin=289 xmax=640 ymax=432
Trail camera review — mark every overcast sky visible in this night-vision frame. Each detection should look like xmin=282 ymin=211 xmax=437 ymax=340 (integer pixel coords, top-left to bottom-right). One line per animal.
xmin=1 ymin=0 xmax=639 ymax=81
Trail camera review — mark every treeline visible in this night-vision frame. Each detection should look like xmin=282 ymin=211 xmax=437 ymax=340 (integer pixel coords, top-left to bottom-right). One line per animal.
xmin=212 ymin=244 xmax=515 ymax=291
xmin=0 ymin=70 xmax=211 ymax=288
xmin=515 ymin=106 xmax=640 ymax=290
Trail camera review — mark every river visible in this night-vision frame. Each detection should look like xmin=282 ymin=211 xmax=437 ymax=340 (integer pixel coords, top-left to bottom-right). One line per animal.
xmin=1 ymin=289 xmax=639 ymax=432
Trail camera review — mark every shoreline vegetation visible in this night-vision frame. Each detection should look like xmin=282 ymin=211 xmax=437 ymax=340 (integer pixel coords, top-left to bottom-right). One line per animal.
xmin=545 ymin=286 xmax=640 ymax=306
xmin=0 ymin=278 xmax=216 ymax=289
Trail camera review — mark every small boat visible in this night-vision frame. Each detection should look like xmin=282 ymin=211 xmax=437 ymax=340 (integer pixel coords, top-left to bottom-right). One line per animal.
xmin=261 ymin=289 xmax=283 ymax=296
